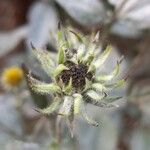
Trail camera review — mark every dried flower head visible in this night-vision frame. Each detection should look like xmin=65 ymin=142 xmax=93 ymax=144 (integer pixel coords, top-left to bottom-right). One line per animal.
xmin=27 ymin=27 xmax=125 ymax=127
xmin=1 ymin=67 xmax=23 ymax=88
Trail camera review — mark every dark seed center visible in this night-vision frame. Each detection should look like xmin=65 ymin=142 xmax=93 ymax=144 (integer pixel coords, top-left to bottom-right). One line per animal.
xmin=59 ymin=61 xmax=93 ymax=91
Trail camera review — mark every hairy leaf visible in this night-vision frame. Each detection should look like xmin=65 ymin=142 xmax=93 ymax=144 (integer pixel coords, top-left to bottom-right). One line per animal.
xmin=59 ymin=96 xmax=73 ymax=116
xmin=86 ymin=90 xmax=107 ymax=101
xmin=35 ymin=97 xmax=61 ymax=115
xmin=53 ymin=64 xmax=68 ymax=77
xmin=31 ymin=43 xmax=54 ymax=76
xmin=28 ymin=74 xmax=61 ymax=94
xmin=81 ymin=103 xmax=99 ymax=127
xmin=96 ymin=56 xmax=124 ymax=82
xmin=94 ymin=45 xmax=111 ymax=68
xmin=92 ymin=83 xmax=107 ymax=92
xmin=73 ymin=94 xmax=82 ymax=114
xmin=58 ymin=46 xmax=65 ymax=64
xmin=63 ymin=78 xmax=73 ymax=95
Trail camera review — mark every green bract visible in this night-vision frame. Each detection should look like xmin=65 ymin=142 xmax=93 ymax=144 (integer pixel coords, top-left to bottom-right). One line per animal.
xmin=27 ymin=27 xmax=125 ymax=128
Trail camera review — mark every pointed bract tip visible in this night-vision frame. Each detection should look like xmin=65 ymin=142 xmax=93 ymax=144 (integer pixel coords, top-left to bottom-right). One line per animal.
xmin=63 ymin=77 xmax=73 ymax=94
xmin=30 ymin=42 xmax=35 ymax=50
xmin=104 ymin=92 xmax=108 ymax=98
xmin=53 ymin=64 xmax=68 ymax=77
xmin=58 ymin=48 xmax=65 ymax=64
xmin=118 ymin=55 xmax=124 ymax=64
xmin=95 ymin=122 xmax=99 ymax=127
xmin=69 ymin=30 xmax=83 ymax=43
xmin=21 ymin=63 xmax=29 ymax=75
xmin=33 ymin=107 xmax=40 ymax=113
xmin=92 ymin=31 xmax=100 ymax=43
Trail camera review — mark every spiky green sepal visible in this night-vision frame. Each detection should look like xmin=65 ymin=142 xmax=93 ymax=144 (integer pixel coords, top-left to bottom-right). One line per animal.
xmin=94 ymin=45 xmax=111 ymax=68
xmin=81 ymin=103 xmax=99 ymax=127
xmin=31 ymin=43 xmax=54 ymax=76
xmin=35 ymin=97 xmax=61 ymax=115
xmin=53 ymin=64 xmax=68 ymax=77
xmin=58 ymin=47 xmax=66 ymax=64
xmin=96 ymin=56 xmax=124 ymax=82
xmin=28 ymin=74 xmax=61 ymax=94
xmin=86 ymin=90 xmax=107 ymax=101
xmin=88 ymin=64 xmax=96 ymax=73
xmin=83 ymin=78 xmax=92 ymax=92
xmin=73 ymin=94 xmax=82 ymax=114
xmin=83 ymin=52 xmax=94 ymax=66
xmin=59 ymin=96 xmax=73 ymax=116
xmin=91 ymin=83 xmax=107 ymax=92
xmin=105 ymin=79 xmax=126 ymax=91
xmin=63 ymin=78 xmax=73 ymax=95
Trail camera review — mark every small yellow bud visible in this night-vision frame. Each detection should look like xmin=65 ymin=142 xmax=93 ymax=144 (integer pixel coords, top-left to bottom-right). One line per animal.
xmin=1 ymin=67 xmax=23 ymax=87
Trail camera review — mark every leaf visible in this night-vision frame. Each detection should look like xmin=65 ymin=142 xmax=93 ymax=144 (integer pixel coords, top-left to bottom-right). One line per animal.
xmin=57 ymin=25 xmax=70 ymax=49
xmin=63 ymin=78 xmax=73 ymax=95
xmin=105 ymin=79 xmax=126 ymax=90
xmin=0 ymin=26 xmax=28 ymax=57
xmin=27 ymin=2 xmax=58 ymax=48
xmin=96 ymin=56 xmax=124 ymax=82
xmin=86 ymin=97 xmax=119 ymax=108
xmin=92 ymin=31 xmax=100 ymax=43
xmin=57 ymin=27 xmax=64 ymax=45
xmin=77 ymin=44 xmax=86 ymax=61
xmin=22 ymin=64 xmax=49 ymax=108
xmin=103 ymin=96 xmax=122 ymax=103
xmin=84 ymin=78 xmax=92 ymax=91
xmin=94 ymin=45 xmax=112 ymax=68
xmin=35 ymin=97 xmax=61 ymax=115
xmin=81 ymin=103 xmax=99 ymax=126
xmin=28 ymin=74 xmax=61 ymax=94
xmin=109 ymin=0 xmax=150 ymax=37
xmin=83 ymin=52 xmax=95 ymax=66
xmin=73 ymin=94 xmax=82 ymax=114
xmin=86 ymin=90 xmax=106 ymax=101
xmin=58 ymin=46 xmax=65 ymax=64
xmin=69 ymin=30 xmax=83 ymax=43
xmin=59 ymin=96 xmax=74 ymax=116
xmin=56 ymin=0 xmax=107 ymax=26
xmin=92 ymin=83 xmax=107 ymax=92
xmin=82 ymin=112 xmax=99 ymax=127
xmin=31 ymin=43 xmax=54 ymax=76
xmin=53 ymin=64 xmax=68 ymax=77
xmin=88 ymin=64 xmax=96 ymax=73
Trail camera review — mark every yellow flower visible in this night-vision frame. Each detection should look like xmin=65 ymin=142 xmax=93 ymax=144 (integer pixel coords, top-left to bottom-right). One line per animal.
xmin=1 ymin=67 xmax=23 ymax=87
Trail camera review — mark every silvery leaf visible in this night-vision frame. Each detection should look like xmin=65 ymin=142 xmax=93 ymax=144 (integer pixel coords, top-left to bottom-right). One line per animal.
xmin=56 ymin=0 xmax=107 ymax=26
xmin=109 ymin=0 xmax=150 ymax=37
xmin=0 ymin=26 xmax=28 ymax=57
xmin=27 ymin=1 xmax=58 ymax=48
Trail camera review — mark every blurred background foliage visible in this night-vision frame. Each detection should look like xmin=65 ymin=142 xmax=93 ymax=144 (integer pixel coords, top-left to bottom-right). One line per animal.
xmin=0 ymin=0 xmax=150 ymax=149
